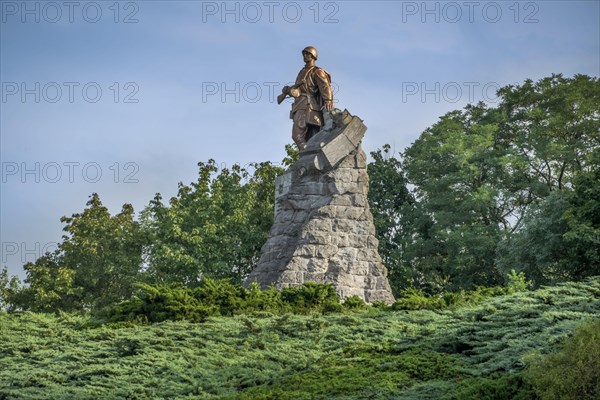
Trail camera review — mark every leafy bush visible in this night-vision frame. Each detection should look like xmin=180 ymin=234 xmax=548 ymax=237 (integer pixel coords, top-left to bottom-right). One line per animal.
xmin=104 ymin=280 xmax=344 ymax=323
xmin=526 ymin=318 xmax=600 ymax=399
xmin=107 ymin=283 xmax=218 ymax=323
xmin=506 ymin=269 xmax=531 ymax=293
xmin=240 ymin=282 xmax=287 ymax=313
xmin=1 ymin=278 xmax=598 ymax=399
xmin=392 ymin=287 xmax=445 ymax=310
xmin=102 ymin=269 xmax=533 ymax=322
xmin=342 ymin=295 xmax=368 ymax=310
xmin=392 ymin=285 xmax=507 ymax=311
xmin=280 ymin=282 xmax=342 ymax=313
xmin=193 ymin=277 xmax=247 ymax=315
xmin=444 ymin=373 xmax=538 ymax=400
xmin=0 ymin=267 xmax=21 ymax=312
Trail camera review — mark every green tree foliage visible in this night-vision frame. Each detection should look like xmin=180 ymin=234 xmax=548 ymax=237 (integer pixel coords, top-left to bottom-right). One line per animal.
xmin=497 ymin=191 xmax=573 ymax=284
xmin=498 ymin=74 xmax=599 ymax=192
xmin=60 ymin=194 xmax=145 ymax=309
xmin=373 ymin=74 xmax=600 ymax=291
xmin=497 ymin=164 xmax=600 ymax=285
xmin=8 ymin=148 xmax=291 ymax=312
xmin=367 ymin=144 xmax=414 ymax=293
xmin=492 ymin=74 xmax=599 ymax=286
xmin=16 ymin=253 xmax=80 ymax=312
xmin=0 ymin=267 xmax=22 ymax=311
xmin=402 ymin=104 xmax=509 ymax=290
xmin=562 ymin=162 xmax=600 ymax=277
xmin=526 ymin=319 xmax=600 ymax=400
xmin=141 ymin=159 xmax=285 ymax=286
xmin=15 ymin=193 xmax=145 ymax=311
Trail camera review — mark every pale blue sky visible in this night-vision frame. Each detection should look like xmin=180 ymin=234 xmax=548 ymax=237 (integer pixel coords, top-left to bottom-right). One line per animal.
xmin=1 ymin=0 xmax=599 ymax=277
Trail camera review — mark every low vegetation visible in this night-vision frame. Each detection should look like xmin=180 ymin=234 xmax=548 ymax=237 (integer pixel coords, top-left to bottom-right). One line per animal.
xmin=1 ymin=277 xmax=598 ymax=399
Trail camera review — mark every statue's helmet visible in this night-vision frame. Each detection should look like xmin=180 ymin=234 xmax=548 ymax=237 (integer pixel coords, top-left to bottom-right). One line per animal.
xmin=302 ymin=46 xmax=318 ymax=60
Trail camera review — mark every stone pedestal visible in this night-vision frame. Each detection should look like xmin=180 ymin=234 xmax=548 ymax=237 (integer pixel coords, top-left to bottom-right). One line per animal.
xmin=244 ymin=109 xmax=395 ymax=304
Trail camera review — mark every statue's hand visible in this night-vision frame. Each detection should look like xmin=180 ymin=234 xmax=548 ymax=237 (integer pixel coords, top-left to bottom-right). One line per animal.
xmin=323 ymin=100 xmax=334 ymax=111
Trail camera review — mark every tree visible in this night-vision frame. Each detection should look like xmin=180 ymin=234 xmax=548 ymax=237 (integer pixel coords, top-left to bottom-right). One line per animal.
xmin=562 ymin=160 xmax=600 ymax=278
xmin=499 ymin=157 xmax=600 ymax=285
xmin=398 ymin=75 xmax=599 ymax=291
xmin=0 ymin=267 xmax=22 ymax=311
xmin=496 ymin=190 xmax=573 ymax=285
xmin=493 ymin=75 xmax=600 ymax=286
xmin=498 ymin=74 xmax=600 ymax=193
xmin=141 ymin=159 xmax=285 ymax=286
xmin=367 ymin=144 xmax=414 ymax=293
xmin=402 ymin=105 xmax=508 ymax=290
xmin=17 ymin=253 xmax=80 ymax=312
xmin=16 ymin=193 xmax=145 ymax=311
xmin=526 ymin=319 xmax=600 ymax=399
xmin=59 ymin=193 xmax=145 ymax=308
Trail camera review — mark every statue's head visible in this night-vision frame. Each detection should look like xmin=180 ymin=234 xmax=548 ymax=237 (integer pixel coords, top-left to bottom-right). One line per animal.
xmin=302 ymin=46 xmax=318 ymax=61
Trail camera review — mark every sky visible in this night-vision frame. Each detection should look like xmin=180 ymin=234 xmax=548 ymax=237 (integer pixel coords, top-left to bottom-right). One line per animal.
xmin=1 ymin=0 xmax=599 ymax=278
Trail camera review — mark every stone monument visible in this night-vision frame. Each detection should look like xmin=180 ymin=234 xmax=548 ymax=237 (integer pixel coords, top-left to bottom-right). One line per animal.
xmin=244 ymin=109 xmax=395 ymax=304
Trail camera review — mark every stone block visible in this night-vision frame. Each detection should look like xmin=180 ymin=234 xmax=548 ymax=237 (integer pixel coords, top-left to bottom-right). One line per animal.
xmin=346 ymin=234 xmax=370 ymax=248
xmin=315 ymin=244 xmax=338 ymax=259
xmin=276 ymin=172 xmax=292 ymax=198
xmin=321 ymin=134 xmax=355 ymax=168
xmin=335 ymin=247 xmax=358 ymax=263
xmin=296 ymin=181 xmax=328 ymax=196
xmin=302 ymin=218 xmax=332 ymax=232
xmin=344 ymin=117 xmax=367 ymax=147
xmin=300 ymin=230 xmax=331 ymax=245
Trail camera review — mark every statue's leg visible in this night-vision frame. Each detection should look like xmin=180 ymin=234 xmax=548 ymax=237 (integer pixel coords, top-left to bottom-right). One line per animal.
xmin=306 ymin=124 xmax=320 ymax=142
xmin=292 ymin=110 xmax=308 ymax=150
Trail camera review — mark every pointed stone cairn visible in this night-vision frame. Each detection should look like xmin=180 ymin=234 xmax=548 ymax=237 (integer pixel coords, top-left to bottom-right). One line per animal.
xmin=245 ymin=109 xmax=395 ymax=304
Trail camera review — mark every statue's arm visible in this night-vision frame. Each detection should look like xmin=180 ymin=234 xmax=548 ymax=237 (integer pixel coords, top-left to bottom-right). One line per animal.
xmin=314 ymin=69 xmax=334 ymax=111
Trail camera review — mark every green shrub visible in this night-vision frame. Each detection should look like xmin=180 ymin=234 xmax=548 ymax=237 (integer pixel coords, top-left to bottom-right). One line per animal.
xmin=280 ymin=282 xmax=343 ymax=313
xmin=525 ymin=318 xmax=600 ymax=400
xmin=103 ymin=276 xmax=534 ymax=323
xmin=1 ymin=278 xmax=598 ymax=399
xmin=506 ymin=269 xmax=531 ymax=293
xmin=392 ymin=284 xmax=511 ymax=311
xmin=193 ymin=277 xmax=247 ymax=315
xmin=107 ymin=283 xmax=218 ymax=323
xmin=444 ymin=373 xmax=538 ymax=400
xmin=104 ymin=281 xmax=345 ymax=323
xmin=392 ymin=288 xmax=445 ymax=310
xmin=342 ymin=295 xmax=368 ymax=310
xmin=242 ymin=282 xmax=287 ymax=313
xmin=371 ymin=300 xmax=390 ymax=310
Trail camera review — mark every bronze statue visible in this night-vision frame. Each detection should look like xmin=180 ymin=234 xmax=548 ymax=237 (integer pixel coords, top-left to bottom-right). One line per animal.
xmin=278 ymin=46 xmax=334 ymax=150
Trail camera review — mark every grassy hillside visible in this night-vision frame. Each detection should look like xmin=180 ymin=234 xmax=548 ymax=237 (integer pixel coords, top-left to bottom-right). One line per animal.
xmin=1 ymin=278 xmax=599 ymax=399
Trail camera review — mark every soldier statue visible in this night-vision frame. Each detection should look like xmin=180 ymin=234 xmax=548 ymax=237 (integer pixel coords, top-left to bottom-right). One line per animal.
xmin=277 ymin=46 xmax=334 ymax=150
